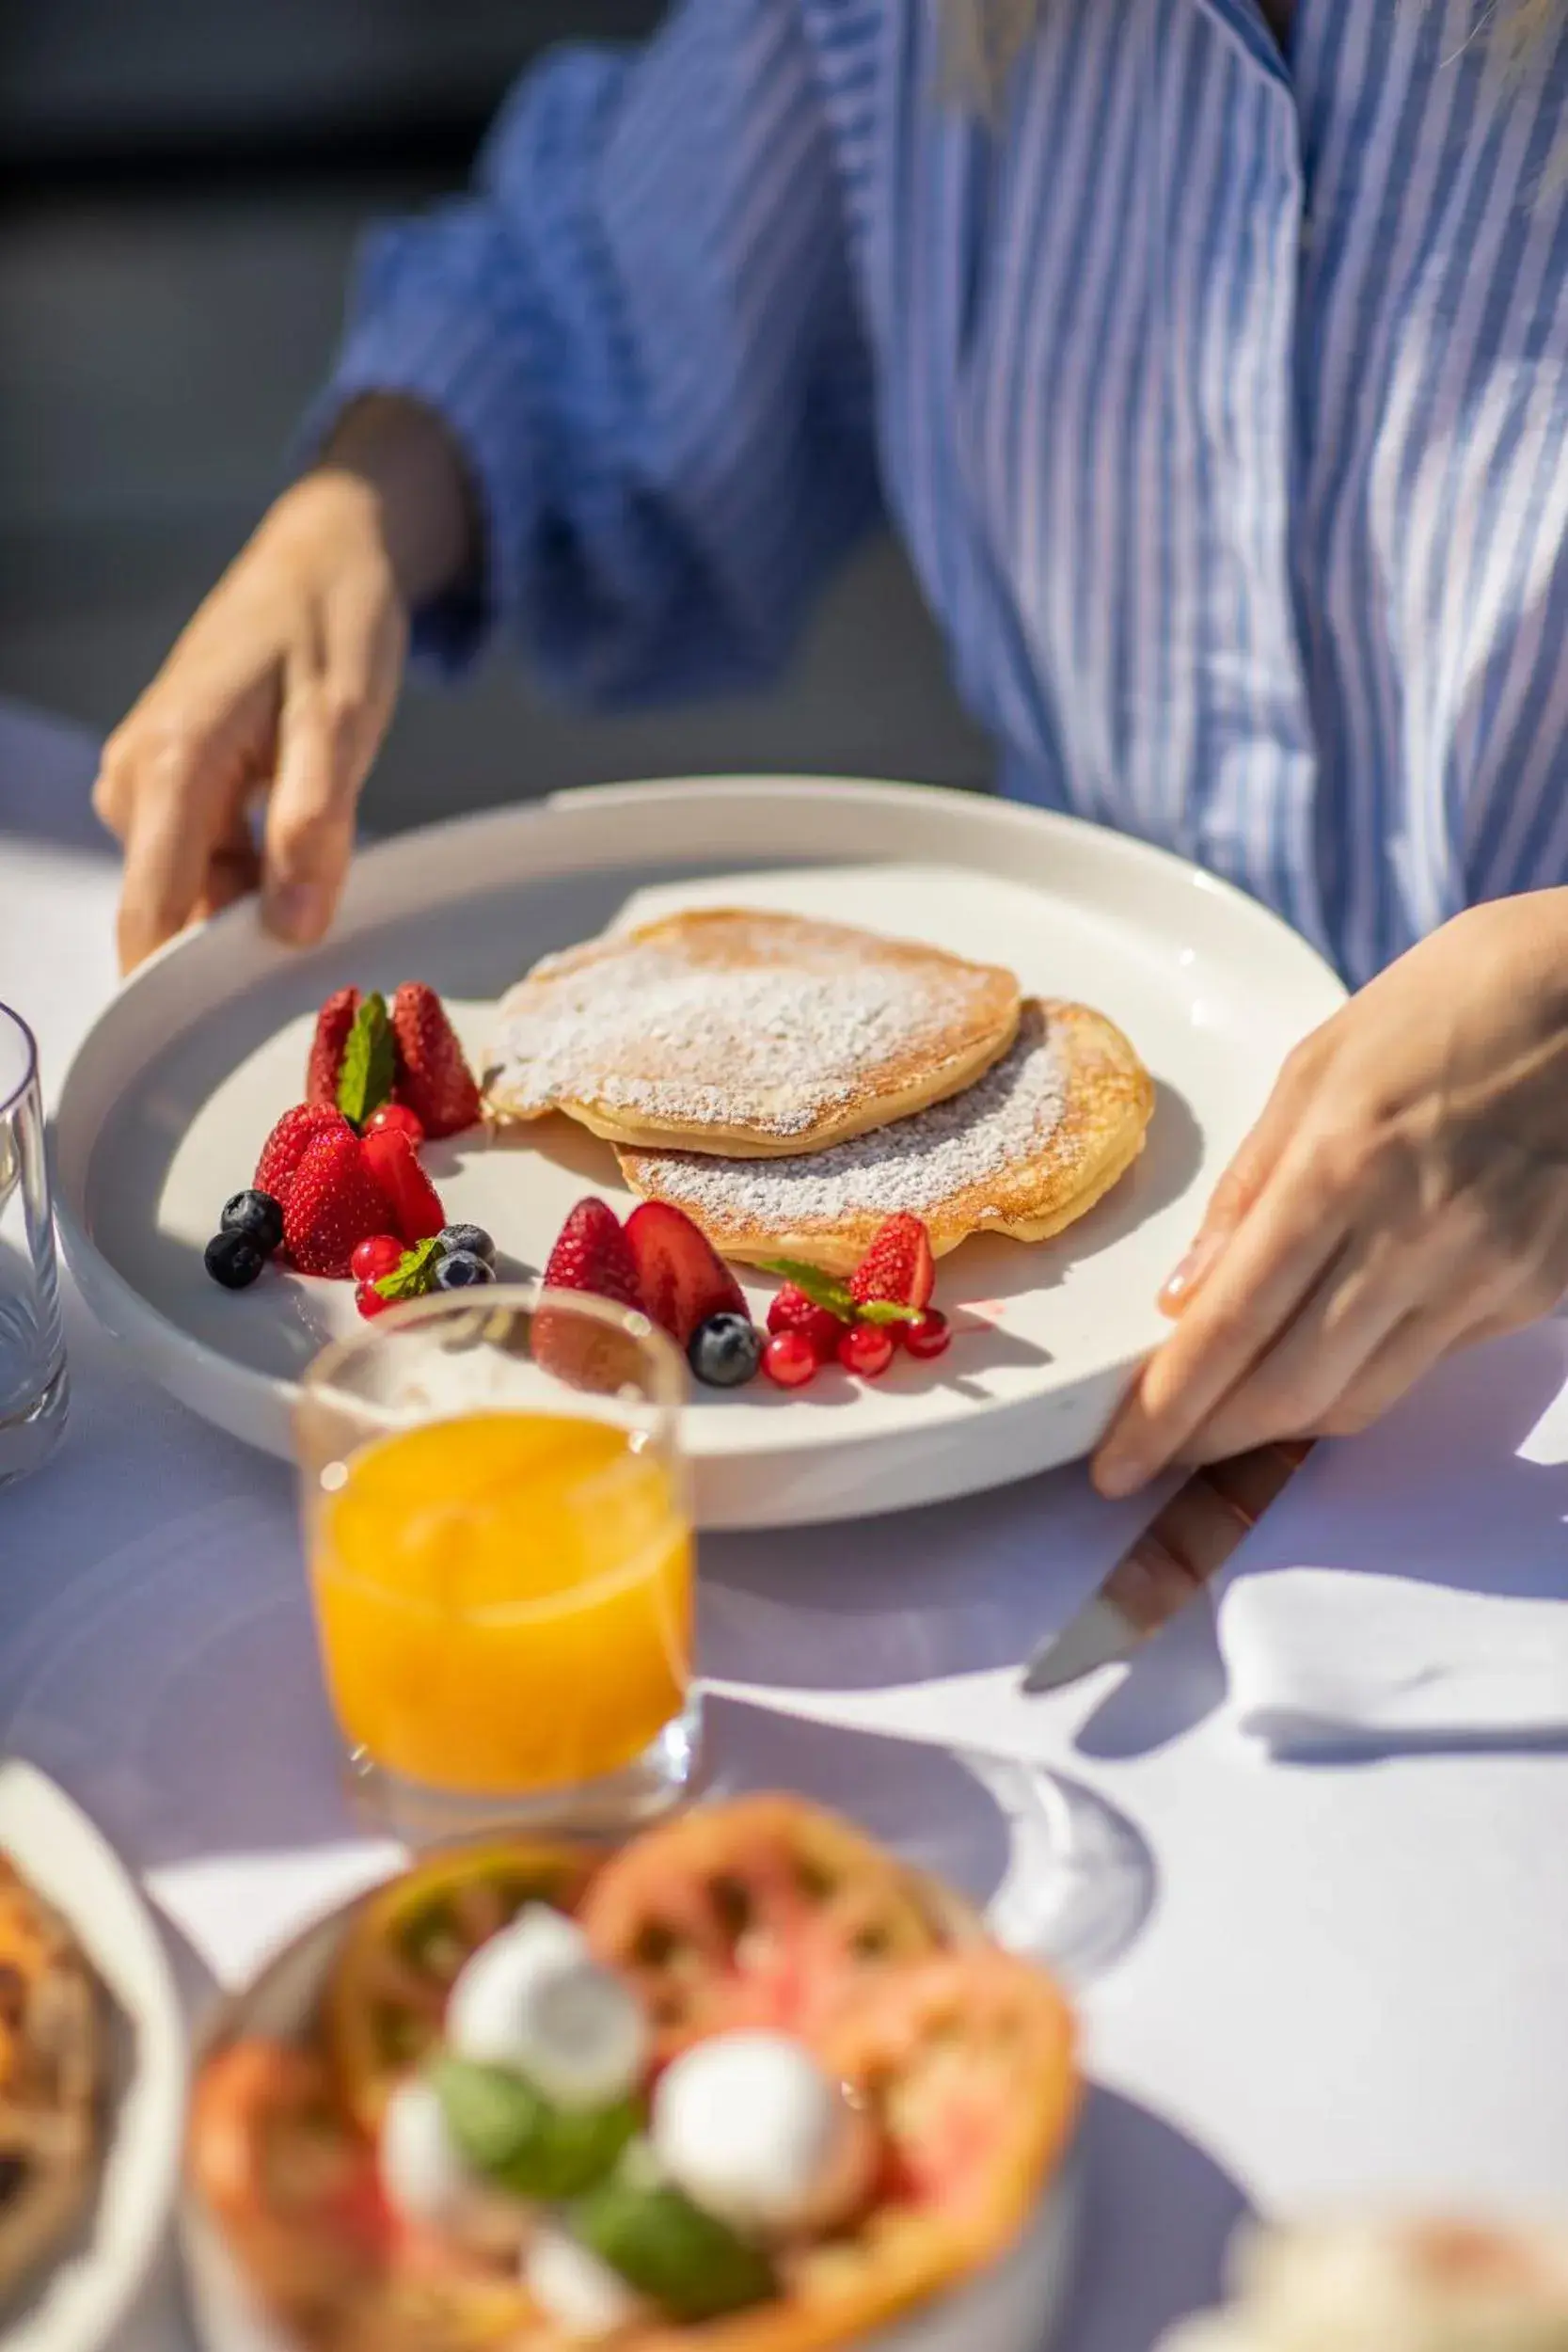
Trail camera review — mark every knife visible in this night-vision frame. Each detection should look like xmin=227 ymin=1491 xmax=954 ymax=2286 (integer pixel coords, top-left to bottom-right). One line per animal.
xmin=1021 ymin=1439 xmax=1314 ymax=1693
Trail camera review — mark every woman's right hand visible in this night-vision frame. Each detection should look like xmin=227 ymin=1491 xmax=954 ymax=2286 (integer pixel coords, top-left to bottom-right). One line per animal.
xmin=95 ymin=396 xmax=474 ymax=972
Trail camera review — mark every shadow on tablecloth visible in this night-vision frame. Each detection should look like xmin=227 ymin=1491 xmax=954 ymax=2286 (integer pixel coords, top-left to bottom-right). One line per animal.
xmin=1056 ymin=2086 xmax=1251 ymax=2352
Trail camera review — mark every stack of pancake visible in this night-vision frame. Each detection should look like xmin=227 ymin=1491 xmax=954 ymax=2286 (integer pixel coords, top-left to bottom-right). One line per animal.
xmin=483 ymin=909 xmax=1153 ymax=1273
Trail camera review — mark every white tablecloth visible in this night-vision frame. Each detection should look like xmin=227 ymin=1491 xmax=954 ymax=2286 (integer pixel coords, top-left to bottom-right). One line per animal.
xmin=3 ymin=698 xmax=1567 ymax=2352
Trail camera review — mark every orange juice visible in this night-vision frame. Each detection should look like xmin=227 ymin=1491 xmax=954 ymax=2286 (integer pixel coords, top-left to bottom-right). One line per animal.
xmin=309 ymin=1411 xmax=691 ymax=1795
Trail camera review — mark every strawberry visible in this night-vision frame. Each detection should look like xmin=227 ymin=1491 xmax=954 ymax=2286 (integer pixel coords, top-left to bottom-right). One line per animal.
xmin=389 ymin=983 xmax=482 ymax=1139
xmin=543 ymin=1199 xmax=644 ymax=1312
xmin=306 ymin=986 xmax=360 ymax=1108
xmin=282 ymin=1128 xmax=397 ymax=1278
xmin=767 ymin=1283 xmax=846 ymax=1364
xmin=624 ymin=1201 xmax=746 ymax=1347
xmin=538 ymin=1199 xmax=645 ymax=1391
xmin=849 ymin=1214 xmax=935 ymax=1313
xmin=361 ymin=1126 xmax=446 ymax=1247
xmin=254 ymin=1103 xmax=354 ymax=1211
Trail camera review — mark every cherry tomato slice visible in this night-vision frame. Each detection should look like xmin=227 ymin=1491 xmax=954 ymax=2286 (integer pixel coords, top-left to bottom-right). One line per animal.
xmin=578 ymin=1795 xmax=944 ymax=2061
xmin=824 ymin=1947 xmax=1078 ymax=2224
xmin=188 ymin=2040 xmax=389 ymax=2328
xmin=325 ymin=1841 xmax=596 ymax=2133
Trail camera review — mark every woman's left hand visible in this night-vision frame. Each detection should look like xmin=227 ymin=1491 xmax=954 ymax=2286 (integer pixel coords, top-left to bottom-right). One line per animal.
xmin=1093 ymin=891 xmax=1568 ymax=1498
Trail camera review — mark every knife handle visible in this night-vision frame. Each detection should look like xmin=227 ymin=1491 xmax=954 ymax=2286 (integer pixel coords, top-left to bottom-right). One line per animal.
xmin=1106 ymin=1439 xmax=1313 ymax=1630
xmin=1196 ymin=1437 xmax=1314 ymax=1530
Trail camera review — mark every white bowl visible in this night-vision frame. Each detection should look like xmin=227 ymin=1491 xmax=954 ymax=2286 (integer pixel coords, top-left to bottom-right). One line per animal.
xmin=181 ymin=1873 xmax=1080 ymax=2352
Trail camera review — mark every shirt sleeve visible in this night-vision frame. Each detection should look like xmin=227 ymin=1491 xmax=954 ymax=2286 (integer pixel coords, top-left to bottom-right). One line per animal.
xmin=304 ymin=0 xmax=881 ymax=701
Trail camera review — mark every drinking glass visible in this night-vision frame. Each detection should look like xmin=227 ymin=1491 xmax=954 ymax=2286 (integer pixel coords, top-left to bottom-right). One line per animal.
xmin=296 ymin=1285 xmax=696 ymax=1838
xmin=0 ymin=1006 xmax=68 ymax=1484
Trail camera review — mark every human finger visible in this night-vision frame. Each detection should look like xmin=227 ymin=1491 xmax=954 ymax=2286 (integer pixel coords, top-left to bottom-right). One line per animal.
xmin=1160 ymin=1038 xmax=1324 ymax=1315
xmin=1176 ymin=1244 xmax=1416 ymax=1465
xmin=115 ymin=745 xmax=220 ymax=971
xmin=191 ymin=803 xmax=263 ymax=926
xmin=1094 ymin=1167 xmax=1345 ymax=1494
xmin=261 ymin=686 xmax=360 ymax=946
xmin=1308 ymin=1280 xmax=1540 ymax=1439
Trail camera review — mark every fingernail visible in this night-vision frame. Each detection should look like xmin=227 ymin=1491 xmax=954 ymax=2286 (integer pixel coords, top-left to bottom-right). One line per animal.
xmin=1093 ymin=1449 xmax=1146 ymax=1500
xmin=264 ymin=882 xmax=329 ymax=944
xmin=1160 ymin=1228 xmax=1227 ymax=1312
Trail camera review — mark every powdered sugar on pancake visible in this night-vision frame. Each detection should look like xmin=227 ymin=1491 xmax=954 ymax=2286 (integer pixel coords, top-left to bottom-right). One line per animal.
xmin=627 ymin=1006 xmax=1070 ymax=1227
xmin=486 ymin=928 xmax=1010 ymax=1138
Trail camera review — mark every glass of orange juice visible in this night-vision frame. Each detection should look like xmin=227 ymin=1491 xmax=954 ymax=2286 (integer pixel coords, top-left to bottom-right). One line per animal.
xmin=295 ymin=1285 xmax=695 ymax=1836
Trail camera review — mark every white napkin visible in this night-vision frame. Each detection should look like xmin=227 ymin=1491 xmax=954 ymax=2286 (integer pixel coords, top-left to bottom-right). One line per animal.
xmin=1219 ymin=1318 xmax=1568 ymax=1756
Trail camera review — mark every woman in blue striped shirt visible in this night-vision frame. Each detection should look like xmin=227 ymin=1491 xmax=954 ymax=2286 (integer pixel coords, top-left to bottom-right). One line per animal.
xmin=96 ymin=0 xmax=1568 ymax=1497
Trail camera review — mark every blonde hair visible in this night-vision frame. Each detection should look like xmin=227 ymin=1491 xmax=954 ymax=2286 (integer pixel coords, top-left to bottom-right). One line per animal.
xmin=942 ymin=0 xmax=1560 ymax=100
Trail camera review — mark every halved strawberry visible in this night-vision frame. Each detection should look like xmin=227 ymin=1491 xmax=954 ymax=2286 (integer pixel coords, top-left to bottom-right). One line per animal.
xmin=624 ymin=1201 xmax=745 ymax=1347
xmin=389 ymin=983 xmax=482 ymax=1139
xmin=254 ymin=1104 xmax=354 ymax=1211
xmin=306 ymin=986 xmax=360 ymax=1109
xmin=849 ymin=1214 xmax=935 ymax=1313
xmin=283 ymin=1129 xmax=397 ymax=1278
xmin=360 ymin=1126 xmax=446 ymax=1247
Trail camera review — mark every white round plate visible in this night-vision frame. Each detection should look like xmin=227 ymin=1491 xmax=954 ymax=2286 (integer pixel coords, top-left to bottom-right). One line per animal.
xmin=55 ymin=777 xmax=1343 ymax=1528
xmin=0 ymin=1760 xmax=185 ymax=2352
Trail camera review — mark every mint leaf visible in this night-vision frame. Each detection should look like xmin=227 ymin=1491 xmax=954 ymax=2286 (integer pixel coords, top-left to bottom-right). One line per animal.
xmin=858 ymin=1298 xmax=921 ymax=1325
xmin=337 ymin=991 xmax=395 ymax=1126
xmin=374 ymin=1236 xmax=442 ymax=1302
xmin=756 ymin=1259 xmax=854 ymax=1319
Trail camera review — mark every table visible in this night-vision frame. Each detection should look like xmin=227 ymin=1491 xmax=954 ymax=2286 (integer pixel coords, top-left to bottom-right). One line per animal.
xmin=3 ymin=696 xmax=1566 ymax=2352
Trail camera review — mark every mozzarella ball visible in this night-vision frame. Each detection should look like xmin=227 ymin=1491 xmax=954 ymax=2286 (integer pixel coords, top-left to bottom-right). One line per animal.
xmin=447 ymin=1905 xmax=587 ymax=2061
xmin=651 ymin=2031 xmax=875 ymax=2239
xmin=378 ymin=2076 xmax=473 ymax=2227
xmin=526 ymin=2227 xmax=648 ymax=2340
xmin=447 ymin=1905 xmax=646 ymax=2110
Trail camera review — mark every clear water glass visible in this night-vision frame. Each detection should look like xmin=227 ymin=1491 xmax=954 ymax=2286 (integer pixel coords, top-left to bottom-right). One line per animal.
xmin=0 ymin=1007 xmax=68 ymax=1484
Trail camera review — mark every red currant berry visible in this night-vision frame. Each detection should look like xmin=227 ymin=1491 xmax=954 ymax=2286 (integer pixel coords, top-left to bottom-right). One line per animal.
xmin=762 ymin=1330 xmax=817 ymax=1389
xmin=355 ymin=1282 xmax=391 ymax=1320
xmin=365 ymin=1102 xmax=426 ymax=1147
xmin=350 ymin=1232 xmax=405 ymax=1286
xmin=837 ymin=1321 xmax=895 ymax=1379
xmin=902 ymin=1309 xmax=951 ymax=1360
xmin=766 ymin=1284 xmax=847 ymax=1363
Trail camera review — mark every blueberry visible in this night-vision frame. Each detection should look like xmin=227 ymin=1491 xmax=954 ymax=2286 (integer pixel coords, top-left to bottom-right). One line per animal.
xmin=687 ymin=1312 xmax=764 ymax=1390
xmin=221 ymin=1189 xmax=284 ymax=1255
xmin=205 ymin=1230 xmax=265 ymax=1290
xmin=435 ymin=1248 xmax=496 ymax=1291
xmin=437 ymin=1223 xmax=497 ymax=1267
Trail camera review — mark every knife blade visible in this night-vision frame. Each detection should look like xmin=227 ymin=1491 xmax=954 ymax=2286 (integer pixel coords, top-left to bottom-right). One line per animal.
xmin=1021 ymin=1439 xmax=1314 ymax=1694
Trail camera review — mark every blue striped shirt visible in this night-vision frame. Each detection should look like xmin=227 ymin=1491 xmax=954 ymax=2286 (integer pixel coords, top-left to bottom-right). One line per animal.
xmin=316 ymin=0 xmax=1568 ymax=984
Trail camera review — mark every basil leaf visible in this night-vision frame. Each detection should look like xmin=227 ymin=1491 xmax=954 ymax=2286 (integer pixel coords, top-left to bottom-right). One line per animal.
xmin=575 ymin=2179 xmax=776 ymax=2322
xmin=433 ymin=2057 xmax=640 ymax=2200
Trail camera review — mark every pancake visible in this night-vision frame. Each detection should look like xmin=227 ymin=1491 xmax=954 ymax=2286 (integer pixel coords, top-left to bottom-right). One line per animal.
xmin=483 ymin=908 xmax=1022 ymax=1157
xmin=617 ymin=997 xmax=1153 ymax=1272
